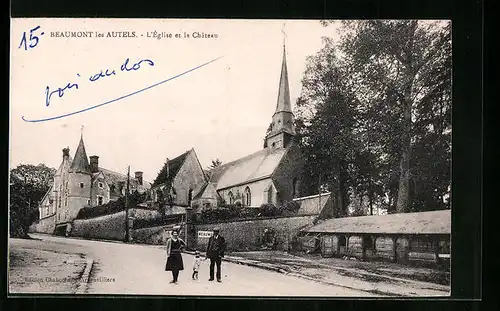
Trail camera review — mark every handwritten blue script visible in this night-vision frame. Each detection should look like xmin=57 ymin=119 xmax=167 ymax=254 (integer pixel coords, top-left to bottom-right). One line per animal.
xmin=24 ymin=56 xmax=222 ymax=122
xmin=45 ymin=58 xmax=155 ymax=107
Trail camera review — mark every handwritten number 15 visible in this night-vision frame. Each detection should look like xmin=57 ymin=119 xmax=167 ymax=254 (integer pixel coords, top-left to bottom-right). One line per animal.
xmin=19 ymin=26 xmax=44 ymax=51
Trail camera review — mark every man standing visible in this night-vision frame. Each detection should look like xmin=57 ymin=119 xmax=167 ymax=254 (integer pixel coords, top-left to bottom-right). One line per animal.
xmin=206 ymin=227 xmax=226 ymax=282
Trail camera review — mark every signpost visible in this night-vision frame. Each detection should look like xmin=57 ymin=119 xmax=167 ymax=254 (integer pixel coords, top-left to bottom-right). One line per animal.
xmin=197 ymin=231 xmax=213 ymax=238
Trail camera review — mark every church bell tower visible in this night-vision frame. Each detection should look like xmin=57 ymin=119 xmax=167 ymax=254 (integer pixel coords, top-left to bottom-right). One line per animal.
xmin=265 ymin=40 xmax=296 ymax=149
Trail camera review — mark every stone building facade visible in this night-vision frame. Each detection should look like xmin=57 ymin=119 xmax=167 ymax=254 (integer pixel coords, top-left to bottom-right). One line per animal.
xmin=37 ymin=135 xmax=151 ymax=234
xmin=151 ymin=149 xmax=206 ymax=209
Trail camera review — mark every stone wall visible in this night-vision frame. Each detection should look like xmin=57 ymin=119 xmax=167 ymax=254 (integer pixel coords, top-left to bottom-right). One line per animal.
xmin=132 ymin=224 xmax=185 ymax=245
xmin=192 ymin=215 xmax=317 ymax=252
xmin=70 ymin=211 xmax=126 ymax=241
xmin=67 ymin=208 xmax=168 ymax=241
xmin=29 ymin=214 xmax=56 ymax=234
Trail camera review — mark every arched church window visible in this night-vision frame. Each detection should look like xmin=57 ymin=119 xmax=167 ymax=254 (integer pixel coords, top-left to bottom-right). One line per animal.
xmin=267 ymin=187 xmax=273 ymax=204
xmin=244 ymin=187 xmax=251 ymax=206
xmin=228 ymin=191 xmax=234 ymax=205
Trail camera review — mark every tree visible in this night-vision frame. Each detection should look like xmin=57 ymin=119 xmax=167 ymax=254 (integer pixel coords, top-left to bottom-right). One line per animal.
xmin=208 ymin=158 xmax=223 ymax=170
xmin=338 ymin=20 xmax=451 ymax=212
xmin=9 ymin=164 xmax=56 ymax=238
xmin=297 ymin=21 xmax=451 ymax=216
xmin=296 ymin=38 xmax=361 ymax=216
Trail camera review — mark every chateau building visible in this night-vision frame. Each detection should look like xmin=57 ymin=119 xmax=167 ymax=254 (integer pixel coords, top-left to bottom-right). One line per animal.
xmin=37 ymin=135 xmax=151 ymax=232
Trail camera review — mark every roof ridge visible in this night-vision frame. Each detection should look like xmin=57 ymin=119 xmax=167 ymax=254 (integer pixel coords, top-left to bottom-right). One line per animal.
xmin=209 ymin=147 xmax=281 ymax=173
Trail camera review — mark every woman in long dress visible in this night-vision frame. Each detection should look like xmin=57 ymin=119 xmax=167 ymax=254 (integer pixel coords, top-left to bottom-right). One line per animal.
xmin=165 ymin=228 xmax=186 ymax=283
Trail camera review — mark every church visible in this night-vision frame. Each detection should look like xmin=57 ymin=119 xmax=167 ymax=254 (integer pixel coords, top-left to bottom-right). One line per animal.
xmin=37 ymin=135 xmax=151 ymax=234
xmin=152 ymin=43 xmax=304 ymax=212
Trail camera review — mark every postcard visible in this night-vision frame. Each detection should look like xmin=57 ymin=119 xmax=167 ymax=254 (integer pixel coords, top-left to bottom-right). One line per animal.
xmin=9 ymin=18 xmax=452 ymax=297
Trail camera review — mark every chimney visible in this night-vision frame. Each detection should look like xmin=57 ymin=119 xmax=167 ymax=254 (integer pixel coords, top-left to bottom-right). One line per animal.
xmin=89 ymin=155 xmax=99 ymax=173
xmin=62 ymin=147 xmax=70 ymax=159
xmin=166 ymin=158 xmax=170 ymax=178
xmin=135 ymin=171 xmax=143 ymax=185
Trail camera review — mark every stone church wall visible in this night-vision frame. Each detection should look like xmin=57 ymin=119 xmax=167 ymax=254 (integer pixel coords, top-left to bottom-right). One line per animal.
xmin=218 ymin=178 xmax=274 ymax=208
xmin=272 ymin=144 xmax=304 ymax=204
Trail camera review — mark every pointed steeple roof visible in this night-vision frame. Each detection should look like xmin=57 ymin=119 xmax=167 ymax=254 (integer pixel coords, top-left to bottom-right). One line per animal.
xmin=70 ymin=135 xmax=91 ymax=174
xmin=275 ymin=44 xmax=292 ymax=114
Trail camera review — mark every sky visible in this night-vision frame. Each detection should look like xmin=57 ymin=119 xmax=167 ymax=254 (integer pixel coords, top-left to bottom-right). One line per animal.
xmin=10 ymin=19 xmax=340 ymax=182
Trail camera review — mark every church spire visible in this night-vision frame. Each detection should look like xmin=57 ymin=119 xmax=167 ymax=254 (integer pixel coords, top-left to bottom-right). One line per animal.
xmin=275 ymin=39 xmax=292 ymax=114
xmin=70 ymin=133 xmax=91 ymax=174
xmin=264 ymin=32 xmax=296 ymax=150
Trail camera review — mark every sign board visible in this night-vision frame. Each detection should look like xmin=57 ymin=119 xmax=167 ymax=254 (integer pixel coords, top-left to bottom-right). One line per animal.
xmin=198 ymin=231 xmax=213 ymax=238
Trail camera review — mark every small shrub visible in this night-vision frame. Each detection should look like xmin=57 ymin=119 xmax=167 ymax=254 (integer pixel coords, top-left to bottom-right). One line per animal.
xmin=280 ymin=200 xmax=301 ymax=215
xmin=258 ymin=203 xmax=281 ymax=217
xmin=239 ymin=207 xmax=260 ymax=218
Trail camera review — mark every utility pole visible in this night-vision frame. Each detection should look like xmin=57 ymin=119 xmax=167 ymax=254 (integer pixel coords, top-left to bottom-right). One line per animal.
xmin=318 ymin=174 xmax=322 ymax=213
xmin=125 ymin=165 xmax=130 ymax=242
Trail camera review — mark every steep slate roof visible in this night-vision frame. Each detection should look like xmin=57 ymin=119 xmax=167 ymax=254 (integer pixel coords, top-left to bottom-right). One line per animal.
xmin=208 ymin=147 xmax=287 ymax=190
xmin=193 ymin=182 xmax=209 ymax=200
xmin=70 ymin=137 xmax=91 ymax=174
xmin=95 ymin=167 xmax=151 ymax=193
xmin=293 ymin=192 xmax=332 ymax=215
xmin=152 ymin=150 xmax=190 ymax=187
xmin=275 ymin=44 xmax=292 ymax=114
xmin=303 ymin=209 xmax=451 ymax=235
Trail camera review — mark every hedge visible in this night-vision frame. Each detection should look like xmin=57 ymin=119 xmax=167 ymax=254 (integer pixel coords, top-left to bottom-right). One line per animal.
xmin=133 ymin=215 xmax=182 ymax=229
xmin=75 ymin=191 xmax=147 ymax=220
xmin=194 ymin=203 xmax=294 ymax=224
